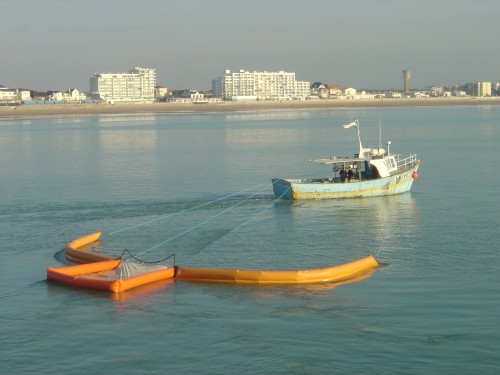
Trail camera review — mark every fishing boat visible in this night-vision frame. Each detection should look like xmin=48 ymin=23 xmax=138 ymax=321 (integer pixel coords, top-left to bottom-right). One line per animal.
xmin=272 ymin=119 xmax=420 ymax=199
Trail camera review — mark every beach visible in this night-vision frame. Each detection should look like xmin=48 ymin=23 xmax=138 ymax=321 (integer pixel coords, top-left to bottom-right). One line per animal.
xmin=1 ymin=96 xmax=500 ymax=118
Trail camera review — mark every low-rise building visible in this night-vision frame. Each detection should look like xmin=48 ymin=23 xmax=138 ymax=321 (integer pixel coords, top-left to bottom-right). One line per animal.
xmin=63 ymin=88 xmax=86 ymax=102
xmin=354 ymin=91 xmax=377 ymax=100
xmin=156 ymin=86 xmax=169 ymax=99
xmin=168 ymin=89 xmax=222 ymax=103
xmin=310 ymin=82 xmax=329 ymax=99
xmin=0 ymin=86 xmax=17 ymax=103
xmin=47 ymin=91 xmax=63 ymax=101
xmin=0 ymin=86 xmax=31 ymax=103
xmin=385 ymin=91 xmax=402 ymax=98
xmin=412 ymin=91 xmax=430 ymax=98
xmin=343 ymin=87 xmax=357 ymax=99
xmin=327 ymin=84 xmax=343 ymax=98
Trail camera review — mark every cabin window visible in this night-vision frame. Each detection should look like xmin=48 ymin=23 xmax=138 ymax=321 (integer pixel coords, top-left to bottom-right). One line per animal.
xmin=386 ymin=158 xmax=396 ymax=170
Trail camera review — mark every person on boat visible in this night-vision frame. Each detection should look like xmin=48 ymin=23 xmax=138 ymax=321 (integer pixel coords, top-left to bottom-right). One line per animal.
xmin=339 ymin=166 xmax=347 ymax=182
xmin=347 ymin=166 xmax=354 ymax=182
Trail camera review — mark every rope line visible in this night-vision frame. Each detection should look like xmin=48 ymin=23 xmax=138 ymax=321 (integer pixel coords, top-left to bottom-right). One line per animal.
xmin=192 ymin=185 xmax=291 ymax=260
xmin=119 ymin=249 xmax=176 ymax=266
xmin=108 ymin=182 xmax=270 ymax=235
xmin=231 ymin=186 xmax=291 ymax=232
xmin=134 ymin=182 xmax=272 ymax=257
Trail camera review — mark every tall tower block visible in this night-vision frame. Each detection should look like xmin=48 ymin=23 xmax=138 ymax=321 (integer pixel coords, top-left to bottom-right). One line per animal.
xmin=403 ymin=69 xmax=411 ymax=95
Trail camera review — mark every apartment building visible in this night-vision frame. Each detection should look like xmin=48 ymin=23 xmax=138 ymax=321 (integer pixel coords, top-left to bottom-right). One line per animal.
xmin=466 ymin=82 xmax=492 ymax=97
xmin=213 ymin=70 xmax=310 ymax=101
xmin=90 ymin=67 xmax=156 ymax=103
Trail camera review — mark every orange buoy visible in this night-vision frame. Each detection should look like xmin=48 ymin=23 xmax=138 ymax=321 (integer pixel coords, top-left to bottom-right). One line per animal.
xmin=412 ymin=172 xmax=419 ymax=179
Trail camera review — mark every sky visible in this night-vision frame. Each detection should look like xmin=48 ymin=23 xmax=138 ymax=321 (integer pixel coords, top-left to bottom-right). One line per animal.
xmin=1 ymin=0 xmax=499 ymax=92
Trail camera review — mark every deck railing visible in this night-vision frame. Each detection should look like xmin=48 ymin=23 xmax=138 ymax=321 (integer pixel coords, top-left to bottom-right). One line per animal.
xmin=395 ymin=154 xmax=418 ymax=171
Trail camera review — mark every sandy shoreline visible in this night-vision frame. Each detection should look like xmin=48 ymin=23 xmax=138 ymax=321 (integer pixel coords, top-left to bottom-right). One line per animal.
xmin=1 ymin=97 xmax=500 ymax=119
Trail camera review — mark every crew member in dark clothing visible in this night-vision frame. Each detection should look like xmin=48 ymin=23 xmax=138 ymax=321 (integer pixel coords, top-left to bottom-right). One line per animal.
xmin=339 ymin=166 xmax=347 ymax=182
xmin=347 ymin=166 xmax=354 ymax=182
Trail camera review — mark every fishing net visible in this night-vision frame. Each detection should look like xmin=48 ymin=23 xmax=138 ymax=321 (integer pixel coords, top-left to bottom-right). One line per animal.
xmin=116 ymin=260 xmax=168 ymax=280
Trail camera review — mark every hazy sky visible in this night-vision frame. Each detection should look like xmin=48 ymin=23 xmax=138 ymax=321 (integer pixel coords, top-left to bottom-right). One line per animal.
xmin=2 ymin=0 xmax=499 ymax=92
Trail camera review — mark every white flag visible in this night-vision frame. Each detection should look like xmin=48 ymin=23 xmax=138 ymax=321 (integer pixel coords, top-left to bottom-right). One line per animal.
xmin=342 ymin=121 xmax=357 ymax=129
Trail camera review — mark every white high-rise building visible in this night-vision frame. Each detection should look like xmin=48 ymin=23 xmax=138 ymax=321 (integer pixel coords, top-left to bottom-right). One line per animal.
xmin=130 ymin=67 xmax=156 ymax=99
xmin=213 ymin=70 xmax=310 ymax=101
xmin=466 ymin=82 xmax=491 ymax=97
xmin=90 ymin=67 xmax=156 ymax=103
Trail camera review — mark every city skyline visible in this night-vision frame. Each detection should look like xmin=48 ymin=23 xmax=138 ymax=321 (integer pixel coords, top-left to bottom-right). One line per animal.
xmin=2 ymin=0 xmax=499 ymax=92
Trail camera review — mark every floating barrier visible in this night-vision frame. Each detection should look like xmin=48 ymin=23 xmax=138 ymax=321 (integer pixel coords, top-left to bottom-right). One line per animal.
xmin=176 ymin=255 xmax=378 ymax=284
xmin=64 ymin=232 xmax=115 ymax=263
xmin=47 ymin=259 xmax=175 ymax=293
xmin=52 ymin=232 xmax=379 ymax=291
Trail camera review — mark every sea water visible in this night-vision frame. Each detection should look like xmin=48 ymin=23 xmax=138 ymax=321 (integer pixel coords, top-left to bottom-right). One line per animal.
xmin=1 ymin=106 xmax=499 ymax=374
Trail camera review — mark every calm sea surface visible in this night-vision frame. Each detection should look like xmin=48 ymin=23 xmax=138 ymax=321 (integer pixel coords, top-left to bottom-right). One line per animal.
xmin=1 ymin=106 xmax=499 ymax=374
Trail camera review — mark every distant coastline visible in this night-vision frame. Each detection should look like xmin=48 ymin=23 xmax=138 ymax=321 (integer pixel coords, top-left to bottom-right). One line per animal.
xmin=1 ymin=97 xmax=500 ymax=119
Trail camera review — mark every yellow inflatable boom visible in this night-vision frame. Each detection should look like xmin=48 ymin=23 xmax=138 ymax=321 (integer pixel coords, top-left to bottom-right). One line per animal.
xmin=64 ymin=232 xmax=115 ymax=263
xmin=176 ymin=255 xmax=378 ymax=284
xmin=61 ymin=232 xmax=379 ymax=285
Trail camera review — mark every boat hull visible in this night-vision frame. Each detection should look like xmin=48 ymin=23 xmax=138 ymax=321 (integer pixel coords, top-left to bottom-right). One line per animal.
xmin=273 ymin=163 xmax=419 ymax=200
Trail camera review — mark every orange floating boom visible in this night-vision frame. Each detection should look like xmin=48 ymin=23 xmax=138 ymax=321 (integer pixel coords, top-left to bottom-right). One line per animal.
xmin=175 ymin=255 xmax=378 ymax=284
xmin=47 ymin=259 xmax=175 ymax=293
xmin=60 ymin=232 xmax=379 ymax=286
xmin=64 ymin=232 xmax=115 ymax=263
xmin=65 ymin=231 xmax=102 ymax=250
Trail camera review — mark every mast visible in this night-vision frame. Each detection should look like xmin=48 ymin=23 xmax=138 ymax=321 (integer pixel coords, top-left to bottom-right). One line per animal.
xmin=355 ymin=119 xmax=363 ymax=156
xmin=342 ymin=119 xmax=363 ymax=157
